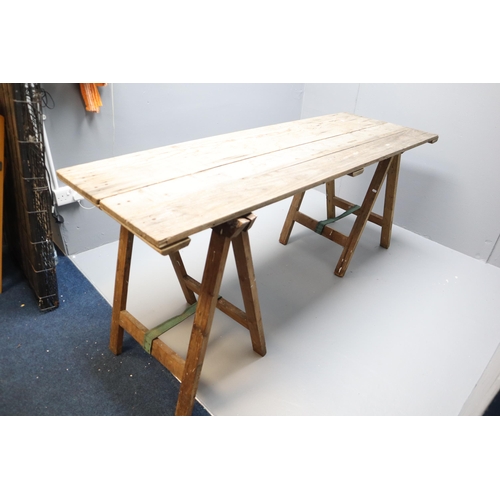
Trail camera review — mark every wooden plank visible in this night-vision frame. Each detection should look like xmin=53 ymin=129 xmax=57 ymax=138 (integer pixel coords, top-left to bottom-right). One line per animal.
xmin=176 ymin=227 xmax=232 ymax=416
xmin=119 ymin=309 xmax=148 ymax=338
xmin=119 ymin=310 xmax=186 ymax=381
xmin=182 ymin=275 xmax=249 ymax=329
xmin=295 ymin=212 xmax=348 ymax=247
xmin=232 ymin=230 xmax=266 ymax=356
xmin=154 ymin=236 xmax=191 ymax=256
xmin=97 ymin=121 xmax=404 ymax=209
xmin=214 ymin=215 xmax=250 ymax=240
xmin=380 ymin=154 xmax=401 ymax=248
xmin=334 ymin=157 xmax=393 ymax=277
xmin=326 ymin=180 xmax=335 ymax=219
xmin=169 ymin=251 xmax=197 ymax=304
xmin=57 ymin=113 xmax=386 ymax=204
xmin=109 ymin=226 xmax=134 ymax=355
xmin=348 ymin=168 xmax=364 ymax=177
xmin=279 ymin=192 xmax=305 ymax=245
xmin=57 ymin=114 xmax=437 ymax=209
xmin=101 ymin=126 xmax=436 ymax=252
xmin=152 ymin=339 xmax=186 ymax=382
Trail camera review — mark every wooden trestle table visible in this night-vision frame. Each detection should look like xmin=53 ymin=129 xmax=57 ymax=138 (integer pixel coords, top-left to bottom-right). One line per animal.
xmin=57 ymin=113 xmax=438 ymax=415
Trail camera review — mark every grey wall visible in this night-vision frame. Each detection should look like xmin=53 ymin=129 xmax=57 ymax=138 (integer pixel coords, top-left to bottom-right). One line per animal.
xmin=301 ymin=83 xmax=500 ymax=268
xmin=43 ymin=83 xmax=305 ymax=254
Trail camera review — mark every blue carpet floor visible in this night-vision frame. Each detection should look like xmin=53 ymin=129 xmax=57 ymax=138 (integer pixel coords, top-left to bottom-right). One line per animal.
xmin=0 ymin=251 xmax=210 ymax=416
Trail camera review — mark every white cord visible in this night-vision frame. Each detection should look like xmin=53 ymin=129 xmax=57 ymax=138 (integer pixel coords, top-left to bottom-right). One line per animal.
xmin=77 ymin=199 xmax=95 ymax=210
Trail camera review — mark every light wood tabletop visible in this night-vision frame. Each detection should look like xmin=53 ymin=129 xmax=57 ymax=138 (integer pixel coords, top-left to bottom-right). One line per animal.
xmin=57 ymin=113 xmax=438 ymax=254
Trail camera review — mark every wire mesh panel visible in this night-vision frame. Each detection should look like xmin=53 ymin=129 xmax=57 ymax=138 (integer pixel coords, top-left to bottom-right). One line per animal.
xmin=1 ymin=83 xmax=58 ymax=311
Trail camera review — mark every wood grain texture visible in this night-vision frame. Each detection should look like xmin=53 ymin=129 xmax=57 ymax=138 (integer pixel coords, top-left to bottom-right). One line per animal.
xmin=119 ymin=310 xmax=186 ymax=381
xmin=169 ymin=251 xmax=197 ymax=305
xmin=334 ymin=158 xmax=393 ymax=277
xmin=380 ymin=154 xmax=401 ymax=249
xmin=57 ymin=113 xmax=438 ymax=254
xmin=295 ymin=212 xmax=348 ymax=247
xmin=57 ymin=113 xmax=383 ymax=203
xmin=326 ymin=180 xmax=335 ymax=219
xmin=109 ymin=226 xmax=134 ymax=354
xmin=279 ymin=192 xmax=305 ymax=245
xmin=232 ymin=230 xmax=266 ymax=356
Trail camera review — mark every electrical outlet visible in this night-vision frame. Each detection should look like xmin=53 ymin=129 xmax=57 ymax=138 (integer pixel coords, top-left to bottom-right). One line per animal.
xmin=54 ymin=186 xmax=83 ymax=206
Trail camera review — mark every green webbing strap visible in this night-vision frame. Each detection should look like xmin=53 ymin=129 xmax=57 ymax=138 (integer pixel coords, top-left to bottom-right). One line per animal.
xmin=143 ymin=302 xmax=198 ymax=354
xmin=315 ymin=205 xmax=361 ymax=235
